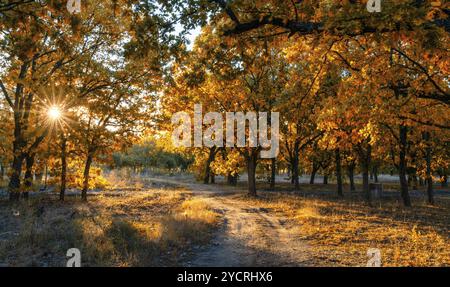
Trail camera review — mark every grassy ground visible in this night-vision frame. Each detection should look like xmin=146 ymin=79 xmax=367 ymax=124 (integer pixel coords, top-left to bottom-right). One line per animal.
xmin=0 ymin=184 xmax=220 ymax=267
xmin=1 ymin=173 xmax=448 ymax=267
xmin=233 ymin=182 xmax=450 ymax=266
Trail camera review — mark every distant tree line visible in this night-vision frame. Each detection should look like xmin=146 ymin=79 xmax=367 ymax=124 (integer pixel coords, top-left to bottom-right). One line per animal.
xmin=112 ymin=140 xmax=193 ymax=173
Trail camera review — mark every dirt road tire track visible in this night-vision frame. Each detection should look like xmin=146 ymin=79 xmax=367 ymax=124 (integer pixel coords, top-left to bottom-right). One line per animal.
xmin=149 ymin=177 xmax=313 ymax=267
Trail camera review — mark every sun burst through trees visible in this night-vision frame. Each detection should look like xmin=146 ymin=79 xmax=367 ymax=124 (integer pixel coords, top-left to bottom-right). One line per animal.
xmin=47 ymin=106 xmax=62 ymax=121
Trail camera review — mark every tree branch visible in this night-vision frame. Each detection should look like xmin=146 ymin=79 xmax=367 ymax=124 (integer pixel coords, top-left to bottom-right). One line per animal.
xmin=210 ymin=0 xmax=240 ymax=24
xmin=0 ymin=79 xmax=14 ymax=108
xmin=211 ymin=0 xmax=450 ymax=37
xmin=392 ymin=48 xmax=449 ymax=98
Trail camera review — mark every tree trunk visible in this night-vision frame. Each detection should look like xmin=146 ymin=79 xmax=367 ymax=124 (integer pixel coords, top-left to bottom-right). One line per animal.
xmin=419 ymin=177 xmax=424 ymax=187
xmin=310 ymin=162 xmax=318 ymax=184
xmin=412 ymin=175 xmax=418 ymax=191
xmin=8 ymin=62 xmax=28 ymax=202
xmin=323 ymin=174 xmax=328 ymax=185
xmin=23 ymin=153 xmax=35 ymax=200
xmin=8 ymin=153 xmax=24 ymax=201
xmin=399 ymin=125 xmax=411 ymax=207
xmin=203 ymin=147 xmax=216 ymax=184
xmin=424 ymin=132 xmax=434 ymax=205
xmin=335 ymin=149 xmax=343 ymax=197
xmin=362 ymin=170 xmax=370 ymax=204
xmin=347 ymin=163 xmax=356 ymax=191
xmin=60 ymin=137 xmax=67 ymax=202
xmin=81 ymin=153 xmax=93 ymax=202
xmin=360 ymin=144 xmax=372 ymax=205
xmin=227 ymin=173 xmax=238 ymax=186
xmin=270 ymin=158 xmax=276 ymax=190
xmin=373 ymin=165 xmax=379 ymax=183
xmin=247 ymin=150 xmax=258 ymax=197
xmin=0 ymin=163 xmax=4 ymax=180
xmin=44 ymin=163 xmax=48 ymax=190
xmin=292 ymin=141 xmax=300 ymax=190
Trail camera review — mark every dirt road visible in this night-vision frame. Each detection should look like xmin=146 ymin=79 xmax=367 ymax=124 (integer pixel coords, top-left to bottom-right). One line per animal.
xmin=150 ymin=177 xmax=313 ymax=267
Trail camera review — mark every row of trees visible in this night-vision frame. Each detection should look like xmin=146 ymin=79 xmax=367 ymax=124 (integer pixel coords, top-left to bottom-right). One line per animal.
xmin=0 ymin=1 xmax=449 ymax=208
xmin=163 ymin=0 xmax=449 ymax=207
xmin=112 ymin=138 xmax=193 ymax=173
xmin=0 ymin=0 xmax=207 ymax=201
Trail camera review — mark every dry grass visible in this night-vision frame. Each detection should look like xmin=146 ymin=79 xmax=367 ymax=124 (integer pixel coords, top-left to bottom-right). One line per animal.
xmin=236 ymin=184 xmax=450 ymax=267
xmin=104 ymin=170 xmax=145 ymax=190
xmin=0 ymin=188 xmax=220 ymax=267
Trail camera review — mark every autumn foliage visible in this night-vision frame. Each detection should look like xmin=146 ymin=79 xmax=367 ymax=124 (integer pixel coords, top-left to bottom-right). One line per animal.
xmin=0 ymin=0 xmax=448 ymax=209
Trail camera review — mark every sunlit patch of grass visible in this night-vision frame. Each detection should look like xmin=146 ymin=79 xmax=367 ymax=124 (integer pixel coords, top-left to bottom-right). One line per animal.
xmin=234 ymin=185 xmax=450 ymax=267
xmin=161 ymin=199 xmax=220 ymax=247
xmin=0 ymin=188 xmax=220 ymax=267
xmin=180 ymin=198 xmax=220 ymax=225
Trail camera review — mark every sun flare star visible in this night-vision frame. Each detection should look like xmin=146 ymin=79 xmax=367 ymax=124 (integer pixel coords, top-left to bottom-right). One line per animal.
xmin=47 ymin=106 xmax=62 ymax=121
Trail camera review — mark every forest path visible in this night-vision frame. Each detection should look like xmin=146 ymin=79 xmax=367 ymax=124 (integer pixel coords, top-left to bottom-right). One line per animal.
xmin=149 ymin=177 xmax=313 ymax=267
